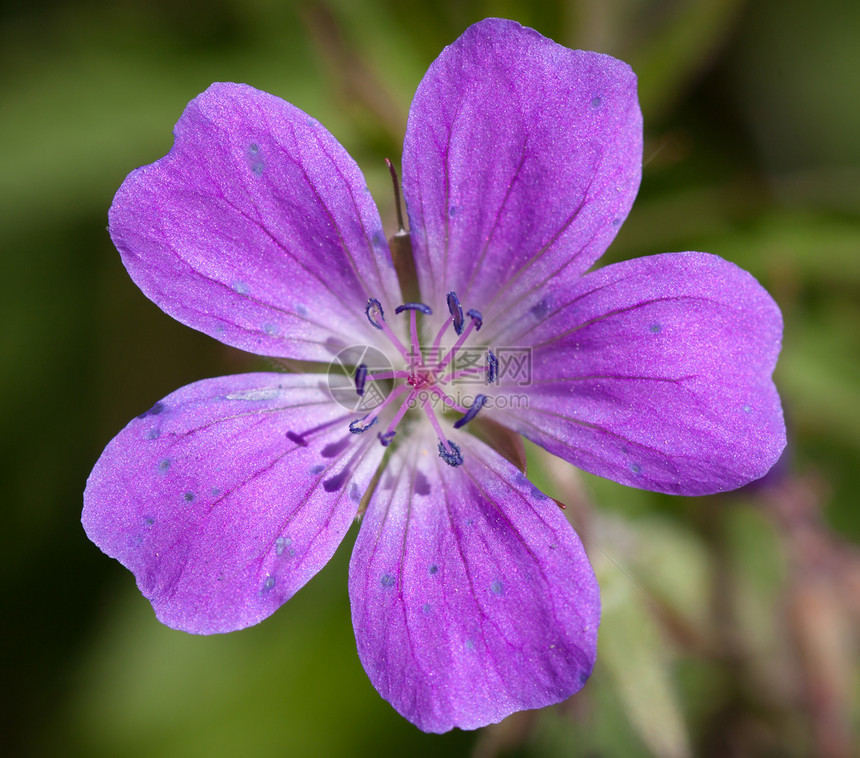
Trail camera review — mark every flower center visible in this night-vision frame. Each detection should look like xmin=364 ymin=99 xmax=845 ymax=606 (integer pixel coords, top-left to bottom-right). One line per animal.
xmin=349 ymin=292 xmax=495 ymax=467
xmin=407 ymin=370 xmax=434 ymax=390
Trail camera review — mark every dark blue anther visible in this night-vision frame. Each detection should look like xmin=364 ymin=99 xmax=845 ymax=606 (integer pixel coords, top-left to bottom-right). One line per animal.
xmin=394 ymin=302 xmax=433 ymax=315
xmin=349 ymin=415 xmax=378 ymax=434
xmin=466 ymin=309 xmax=483 ymax=331
xmin=453 ymin=394 xmax=488 ymax=429
xmin=446 ymin=292 xmax=464 ymax=335
xmin=438 ymin=440 xmax=463 ymax=467
xmin=486 ymin=350 xmax=498 ymax=384
xmin=378 ymin=430 xmax=397 ymax=447
xmin=354 ymin=363 xmax=368 ymax=397
xmin=365 ymin=298 xmax=384 ymax=329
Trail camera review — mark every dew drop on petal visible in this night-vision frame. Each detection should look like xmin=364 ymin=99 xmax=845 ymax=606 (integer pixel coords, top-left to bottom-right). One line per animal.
xmin=146 ymin=428 xmax=160 ymax=440
xmin=184 ymin=492 xmax=195 ymax=502
xmin=262 ymin=322 xmax=277 ymax=336
xmin=490 ymin=579 xmax=504 ymax=595
xmin=262 ymin=576 xmax=275 ymax=592
xmin=158 ymin=458 xmax=171 ymax=472
xmin=428 ymin=564 xmax=438 ymax=575
xmin=247 ymin=143 xmax=265 ymax=176
xmin=349 ymin=483 xmax=361 ymax=503
xmin=232 ymin=281 xmax=249 ymax=295
xmin=591 ymin=96 xmax=602 ymax=108
xmin=137 ymin=401 xmax=165 ymax=419
xmin=630 ymin=462 xmax=642 ymax=475
xmin=380 ymin=573 xmax=396 ymax=588
xmin=275 ymin=537 xmax=286 ymax=556
xmin=743 ymin=404 xmax=752 ymax=414
xmin=649 ymin=323 xmax=662 ymax=333
xmin=309 ymin=464 xmax=325 ymax=475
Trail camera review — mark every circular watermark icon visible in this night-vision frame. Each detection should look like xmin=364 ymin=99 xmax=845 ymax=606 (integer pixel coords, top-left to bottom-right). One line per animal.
xmin=327 ymin=345 xmax=394 ymax=412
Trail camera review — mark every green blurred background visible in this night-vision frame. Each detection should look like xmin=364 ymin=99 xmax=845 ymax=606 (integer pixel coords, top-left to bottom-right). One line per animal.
xmin=2 ymin=0 xmax=859 ymax=756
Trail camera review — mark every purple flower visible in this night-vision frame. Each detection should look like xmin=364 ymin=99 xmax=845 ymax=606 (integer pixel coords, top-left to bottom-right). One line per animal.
xmin=83 ymin=18 xmax=785 ymax=732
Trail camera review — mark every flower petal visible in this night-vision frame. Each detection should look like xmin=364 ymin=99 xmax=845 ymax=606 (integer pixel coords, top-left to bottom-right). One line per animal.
xmin=110 ymin=83 xmax=401 ymax=361
xmin=349 ymin=433 xmax=599 ymax=732
xmin=83 ymin=373 xmax=383 ymax=634
xmin=401 ymin=18 xmax=641 ymax=320
xmin=495 ymin=252 xmax=786 ymax=495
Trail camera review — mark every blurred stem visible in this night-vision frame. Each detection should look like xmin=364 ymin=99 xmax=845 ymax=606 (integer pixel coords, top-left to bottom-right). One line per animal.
xmin=299 ymin=1 xmax=405 ymax=140
xmin=761 ymin=476 xmax=859 ymax=758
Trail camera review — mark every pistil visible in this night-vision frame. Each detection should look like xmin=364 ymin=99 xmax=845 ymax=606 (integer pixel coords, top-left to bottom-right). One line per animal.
xmin=352 ymin=292 xmax=491 ymax=466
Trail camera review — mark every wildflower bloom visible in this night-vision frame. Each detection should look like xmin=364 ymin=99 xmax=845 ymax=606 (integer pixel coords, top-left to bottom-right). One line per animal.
xmin=83 ymin=18 xmax=785 ymax=732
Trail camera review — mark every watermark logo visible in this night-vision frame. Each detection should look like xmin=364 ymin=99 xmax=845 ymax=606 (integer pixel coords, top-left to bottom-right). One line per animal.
xmin=494 ymin=347 xmax=532 ymax=386
xmin=328 ymin=345 xmax=393 ymax=412
xmin=326 ymin=345 xmax=533 ymax=411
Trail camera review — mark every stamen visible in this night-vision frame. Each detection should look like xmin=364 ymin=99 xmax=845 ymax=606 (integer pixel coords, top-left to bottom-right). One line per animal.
xmin=453 ymin=394 xmax=488 ymax=429
xmin=435 ymin=316 xmax=479 ymax=375
xmin=446 ymin=292 xmax=464 ymax=335
xmin=487 ymin=349 xmax=498 ymax=384
xmin=378 ymin=389 xmax=417 ymax=447
xmin=438 ymin=440 xmax=463 ymax=467
xmin=420 ymin=394 xmax=459 ymax=460
xmin=409 ymin=310 xmax=419 ymax=370
xmin=366 ymin=297 xmax=410 ymax=361
xmin=365 ymin=370 xmax=410 ymax=382
xmin=354 ymin=363 xmax=368 ymax=397
xmin=349 ymin=415 xmax=378 ymax=434
xmin=348 ymin=384 xmax=411 ymax=435
xmin=431 ymin=317 xmax=451 ymax=354
xmin=378 ymin=431 xmax=397 ymax=447
xmin=394 ymin=302 xmax=433 ymax=315
xmin=365 ymin=298 xmax=385 ymax=330
xmin=466 ymin=308 xmax=483 ymax=331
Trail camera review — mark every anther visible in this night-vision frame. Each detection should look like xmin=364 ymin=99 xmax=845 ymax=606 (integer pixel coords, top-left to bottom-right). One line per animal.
xmin=394 ymin=302 xmax=433 ymax=315
xmin=446 ymin=292 xmax=464 ymax=335
xmin=466 ymin=309 xmax=483 ymax=331
xmin=349 ymin=415 xmax=378 ymax=434
xmin=378 ymin=431 xmax=397 ymax=447
xmin=438 ymin=440 xmax=463 ymax=467
xmin=365 ymin=298 xmax=385 ymax=329
xmin=453 ymin=394 xmax=488 ymax=429
xmin=354 ymin=364 xmax=368 ymax=397
xmin=486 ymin=350 xmax=498 ymax=384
